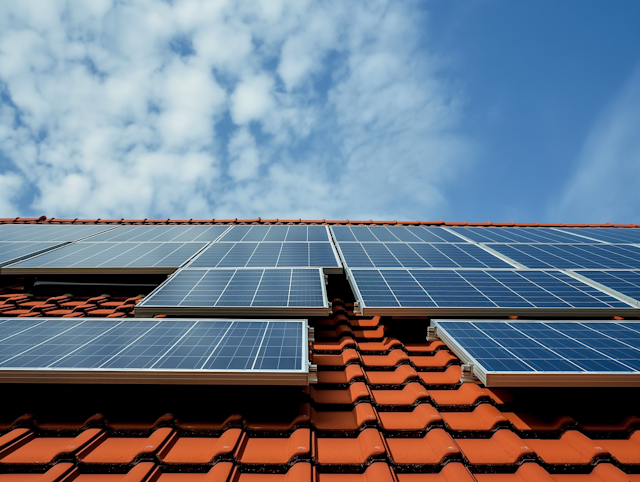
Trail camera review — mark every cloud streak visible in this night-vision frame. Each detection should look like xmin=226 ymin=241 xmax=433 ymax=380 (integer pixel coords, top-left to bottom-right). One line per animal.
xmin=0 ymin=0 xmax=468 ymax=220
xmin=552 ymin=66 xmax=640 ymax=223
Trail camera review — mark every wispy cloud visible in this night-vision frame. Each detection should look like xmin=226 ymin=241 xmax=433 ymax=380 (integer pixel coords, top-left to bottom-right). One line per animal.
xmin=552 ymin=66 xmax=640 ymax=223
xmin=0 ymin=0 xmax=468 ymax=220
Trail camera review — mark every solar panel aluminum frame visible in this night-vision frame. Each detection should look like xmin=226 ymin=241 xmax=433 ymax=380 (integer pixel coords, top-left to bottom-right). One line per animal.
xmin=1 ymin=242 xmax=212 ymax=275
xmin=0 ymin=318 xmax=311 ymax=386
xmin=134 ymin=267 xmax=331 ymax=318
xmin=432 ymin=319 xmax=640 ymax=387
xmin=346 ymin=268 xmax=640 ymax=318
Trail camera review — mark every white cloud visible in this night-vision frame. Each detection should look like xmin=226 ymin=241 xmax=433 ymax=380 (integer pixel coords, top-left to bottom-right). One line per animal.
xmin=0 ymin=0 xmax=468 ymax=220
xmin=552 ymin=67 xmax=640 ymax=223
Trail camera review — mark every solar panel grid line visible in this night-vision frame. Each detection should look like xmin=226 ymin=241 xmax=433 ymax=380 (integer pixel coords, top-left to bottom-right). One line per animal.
xmin=96 ymin=320 xmax=162 ymax=369
xmin=0 ymin=319 xmax=309 ymax=385
xmin=0 ymin=224 xmax=119 ymax=242
xmin=549 ymin=227 xmax=611 ymax=244
xmin=445 ymin=226 xmax=602 ymax=244
xmin=0 ymin=241 xmax=70 ymax=267
xmin=505 ymin=322 xmax=587 ymax=372
xmin=350 ymin=268 xmax=638 ymax=316
xmin=564 ymin=270 xmax=640 ymax=308
xmin=557 ymin=227 xmax=640 ymax=244
xmin=471 ymin=243 xmax=527 ymax=269
xmin=79 ymin=225 xmax=232 ymax=243
xmin=432 ymin=320 xmax=640 ymax=386
xmin=0 ymin=319 xmax=88 ymax=367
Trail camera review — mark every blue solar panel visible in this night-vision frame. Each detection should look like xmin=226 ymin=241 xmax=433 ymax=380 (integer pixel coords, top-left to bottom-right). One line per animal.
xmin=0 ymin=224 xmax=115 ymax=242
xmin=578 ymin=271 xmax=640 ymax=303
xmin=448 ymin=227 xmax=594 ymax=244
xmin=219 ymin=225 xmax=329 ymax=242
xmin=186 ymin=242 xmax=340 ymax=269
xmin=136 ymin=268 xmax=327 ymax=314
xmin=433 ymin=320 xmax=640 ymax=386
xmin=556 ymin=228 xmax=640 ymax=244
xmin=350 ymin=269 xmax=631 ymax=310
xmin=3 ymin=242 xmax=207 ymax=271
xmin=338 ymin=242 xmax=511 ymax=269
xmin=85 ymin=225 xmax=230 ymax=242
xmin=331 ymin=226 xmax=463 ymax=243
xmin=0 ymin=318 xmax=306 ymax=378
xmin=489 ymin=244 xmax=640 ymax=269
xmin=0 ymin=241 xmax=66 ymax=267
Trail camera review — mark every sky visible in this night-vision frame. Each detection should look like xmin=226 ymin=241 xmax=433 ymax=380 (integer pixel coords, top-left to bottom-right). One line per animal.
xmin=0 ymin=0 xmax=638 ymax=223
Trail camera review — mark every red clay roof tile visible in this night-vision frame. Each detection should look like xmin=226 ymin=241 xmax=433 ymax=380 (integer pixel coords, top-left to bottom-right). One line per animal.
xmin=316 ymin=365 xmax=365 ymax=385
xmin=238 ymin=462 xmax=311 ymax=482
xmin=473 ymin=462 xmax=640 ymax=481
xmin=456 ymin=429 xmax=534 ymax=465
xmin=361 ymin=350 xmax=409 ymax=368
xmin=429 ymin=384 xmax=504 ymax=407
xmin=597 ymin=430 xmax=640 ymax=464
xmin=310 ymin=383 xmax=370 ymax=405
xmin=524 ymin=431 xmax=609 ymax=465
xmin=317 ymin=463 xmax=394 ymax=482
xmin=371 ymin=383 xmax=429 ymax=407
xmin=377 ymin=404 xmax=442 ymax=432
xmin=365 ymin=365 xmax=419 ymax=387
xmin=315 ymin=428 xmax=385 ymax=465
xmin=386 ymin=428 xmax=459 ymax=465
xmin=0 ymin=429 xmax=102 ymax=464
xmin=409 ymin=351 xmax=457 ymax=369
xmin=311 ymin=404 xmax=377 ymax=431
xmin=312 ymin=350 xmax=360 ymax=367
xmin=395 ymin=463 xmax=475 ymax=482
xmin=159 ymin=428 xmax=241 ymax=464
xmin=78 ymin=427 xmax=173 ymax=464
xmin=236 ymin=429 xmax=310 ymax=465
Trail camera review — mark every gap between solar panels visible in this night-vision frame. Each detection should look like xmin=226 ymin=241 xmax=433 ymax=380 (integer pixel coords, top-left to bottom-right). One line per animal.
xmin=0 ymin=318 xmax=315 ymax=385
xmin=431 ymin=319 xmax=640 ymax=387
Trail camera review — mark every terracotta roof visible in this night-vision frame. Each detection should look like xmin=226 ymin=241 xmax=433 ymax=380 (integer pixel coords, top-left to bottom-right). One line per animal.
xmin=0 ymin=217 xmax=638 ymax=227
xmin=1 ymin=219 xmax=640 ymax=480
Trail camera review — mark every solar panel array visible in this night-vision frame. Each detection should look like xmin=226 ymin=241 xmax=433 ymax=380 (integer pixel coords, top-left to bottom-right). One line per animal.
xmin=0 ymin=318 xmax=308 ymax=384
xmin=333 ymin=226 xmax=640 ymax=315
xmin=86 ymin=225 xmax=230 ymax=242
xmin=219 ymin=225 xmax=330 ymax=242
xmin=0 ymin=241 xmax=66 ymax=267
xmin=433 ymin=319 xmax=640 ymax=386
xmin=3 ymin=242 xmax=209 ymax=273
xmin=136 ymin=268 xmax=329 ymax=316
xmin=0 ymin=224 xmax=116 ymax=242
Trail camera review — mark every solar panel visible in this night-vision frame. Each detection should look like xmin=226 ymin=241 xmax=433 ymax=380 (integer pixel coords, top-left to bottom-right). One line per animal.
xmin=0 ymin=224 xmax=117 ymax=242
xmin=448 ymin=227 xmax=594 ymax=244
xmin=0 ymin=318 xmax=310 ymax=385
xmin=219 ymin=225 xmax=329 ymax=242
xmin=135 ymin=268 xmax=329 ymax=317
xmin=489 ymin=243 xmax=640 ymax=269
xmin=576 ymin=271 xmax=640 ymax=305
xmin=0 ymin=241 xmax=67 ymax=267
xmin=331 ymin=226 xmax=463 ymax=243
xmin=348 ymin=268 xmax=635 ymax=316
xmin=432 ymin=319 xmax=640 ymax=386
xmin=337 ymin=242 xmax=512 ymax=269
xmin=2 ymin=242 xmax=208 ymax=274
xmin=186 ymin=242 xmax=342 ymax=273
xmin=557 ymin=228 xmax=640 ymax=244
xmin=84 ymin=225 xmax=230 ymax=242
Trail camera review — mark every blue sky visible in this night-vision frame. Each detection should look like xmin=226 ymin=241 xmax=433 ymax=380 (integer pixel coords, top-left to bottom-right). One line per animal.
xmin=0 ymin=0 xmax=638 ymax=222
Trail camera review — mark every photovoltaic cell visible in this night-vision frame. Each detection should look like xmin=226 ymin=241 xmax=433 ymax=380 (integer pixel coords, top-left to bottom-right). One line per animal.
xmin=137 ymin=268 xmax=327 ymax=312
xmin=489 ymin=244 xmax=640 ymax=269
xmin=0 ymin=224 xmax=116 ymax=242
xmin=3 ymin=242 xmax=207 ymax=272
xmin=578 ymin=271 xmax=640 ymax=303
xmin=350 ymin=268 xmax=631 ymax=310
xmin=0 ymin=241 xmax=65 ymax=267
xmin=557 ymin=228 xmax=640 ymax=244
xmin=85 ymin=225 xmax=230 ymax=242
xmin=448 ymin=227 xmax=594 ymax=244
xmin=433 ymin=320 xmax=640 ymax=386
xmin=331 ymin=226 xmax=463 ymax=243
xmin=338 ymin=242 xmax=511 ymax=269
xmin=219 ymin=225 xmax=329 ymax=242
xmin=187 ymin=242 xmax=340 ymax=269
xmin=0 ymin=318 xmax=307 ymax=382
